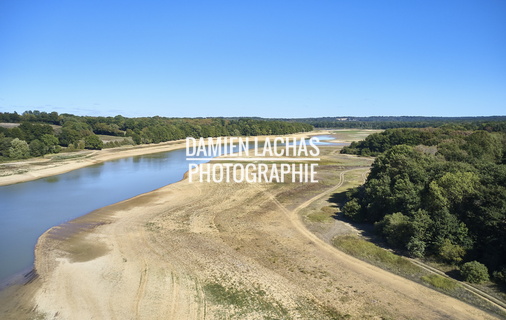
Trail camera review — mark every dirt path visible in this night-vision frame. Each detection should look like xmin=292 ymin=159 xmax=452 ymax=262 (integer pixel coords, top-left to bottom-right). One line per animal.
xmin=0 ymin=139 xmax=501 ymax=319
xmin=408 ymin=258 xmax=506 ymax=312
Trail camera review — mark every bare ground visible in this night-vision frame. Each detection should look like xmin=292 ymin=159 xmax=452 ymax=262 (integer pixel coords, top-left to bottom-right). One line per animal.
xmin=0 ymin=133 xmax=501 ymax=319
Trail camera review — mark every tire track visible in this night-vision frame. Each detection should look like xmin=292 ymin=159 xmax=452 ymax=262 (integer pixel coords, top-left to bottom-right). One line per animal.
xmin=257 ymin=168 xmax=502 ymax=320
xmin=409 ymin=258 xmax=506 ymax=313
xmin=134 ymin=261 xmax=148 ymax=318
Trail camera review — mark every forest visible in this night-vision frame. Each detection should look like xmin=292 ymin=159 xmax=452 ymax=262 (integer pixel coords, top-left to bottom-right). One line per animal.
xmin=279 ymin=116 xmax=506 ymax=129
xmin=341 ymin=127 xmax=506 ymax=284
xmin=0 ymin=111 xmax=313 ymax=161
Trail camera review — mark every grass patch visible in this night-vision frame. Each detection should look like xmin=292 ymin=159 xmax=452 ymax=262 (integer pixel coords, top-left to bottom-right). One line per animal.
xmin=204 ymin=282 xmax=251 ymax=308
xmin=333 ymin=235 xmax=506 ymax=318
xmin=333 ymin=235 xmax=421 ymax=276
xmin=0 ymin=168 xmax=28 ymax=176
xmin=203 ymin=281 xmax=289 ymax=318
xmin=331 ymin=129 xmax=383 ymax=142
xmin=51 ymin=152 xmax=91 ymax=161
xmin=144 ymin=222 xmax=161 ymax=232
xmin=421 ymin=274 xmax=460 ymax=292
xmin=306 ymin=206 xmax=336 ymax=223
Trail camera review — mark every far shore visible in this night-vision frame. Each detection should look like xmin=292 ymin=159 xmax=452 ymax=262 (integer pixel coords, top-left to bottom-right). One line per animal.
xmin=0 ymin=130 xmax=330 ymax=187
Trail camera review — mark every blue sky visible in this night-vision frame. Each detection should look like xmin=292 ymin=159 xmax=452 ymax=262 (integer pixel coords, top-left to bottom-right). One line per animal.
xmin=0 ymin=1 xmax=504 ymax=118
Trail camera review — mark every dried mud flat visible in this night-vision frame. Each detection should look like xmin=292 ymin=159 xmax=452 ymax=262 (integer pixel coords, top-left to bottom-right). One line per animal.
xmin=0 ymin=141 xmax=501 ymax=319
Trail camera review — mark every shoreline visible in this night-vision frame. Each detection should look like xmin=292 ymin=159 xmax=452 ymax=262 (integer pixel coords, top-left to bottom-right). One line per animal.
xmin=0 ymin=130 xmax=326 ymax=285
xmin=0 ymin=131 xmax=326 ymax=187
xmin=0 ymin=129 xmax=499 ymax=319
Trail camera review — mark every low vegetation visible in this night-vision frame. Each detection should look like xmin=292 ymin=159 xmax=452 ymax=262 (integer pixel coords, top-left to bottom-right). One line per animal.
xmin=332 ymin=235 xmax=506 ymax=317
xmin=333 ymin=235 xmax=421 ymax=277
xmin=203 ymin=281 xmax=290 ymax=319
xmin=421 ymin=274 xmax=460 ymax=292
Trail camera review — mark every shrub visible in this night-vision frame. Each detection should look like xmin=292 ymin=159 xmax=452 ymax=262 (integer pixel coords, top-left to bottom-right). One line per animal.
xmin=460 ymin=261 xmax=490 ymax=284
xmin=8 ymin=138 xmax=30 ymax=159
xmin=84 ymin=134 xmax=103 ymax=150
xmin=438 ymin=239 xmax=465 ymax=264
xmin=492 ymin=267 xmax=506 ymax=284
xmin=375 ymin=212 xmax=412 ymax=248
xmin=406 ymin=237 xmax=426 ymax=258
xmin=342 ymin=198 xmax=364 ymax=221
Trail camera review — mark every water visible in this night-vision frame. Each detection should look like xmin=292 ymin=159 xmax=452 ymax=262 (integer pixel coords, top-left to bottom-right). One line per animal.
xmin=0 ymin=135 xmax=339 ymax=282
xmin=0 ymin=148 xmax=211 ymax=282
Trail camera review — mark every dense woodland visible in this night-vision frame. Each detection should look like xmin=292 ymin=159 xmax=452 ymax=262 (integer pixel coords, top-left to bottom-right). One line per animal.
xmin=341 ymin=127 xmax=506 ymax=284
xmin=279 ymin=116 xmax=506 ymax=129
xmin=0 ymin=111 xmax=312 ymax=160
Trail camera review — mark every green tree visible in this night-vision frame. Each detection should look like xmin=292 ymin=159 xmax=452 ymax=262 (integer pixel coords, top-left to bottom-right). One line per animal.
xmin=460 ymin=261 xmax=490 ymax=283
xmin=29 ymin=139 xmax=47 ymax=157
xmin=0 ymin=136 xmax=13 ymax=158
xmin=59 ymin=128 xmax=81 ymax=146
xmin=438 ymin=239 xmax=465 ymax=264
xmin=375 ymin=212 xmax=412 ymax=248
xmin=41 ymin=134 xmax=61 ymax=153
xmin=8 ymin=138 xmax=30 ymax=159
xmin=342 ymin=198 xmax=363 ymax=221
xmin=84 ymin=135 xmax=103 ymax=150
xmin=406 ymin=238 xmax=426 ymax=258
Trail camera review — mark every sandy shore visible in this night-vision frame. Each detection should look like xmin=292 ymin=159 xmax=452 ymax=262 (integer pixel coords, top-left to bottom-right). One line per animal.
xmin=0 ymin=131 xmax=500 ymax=319
xmin=0 ymin=131 xmax=323 ymax=187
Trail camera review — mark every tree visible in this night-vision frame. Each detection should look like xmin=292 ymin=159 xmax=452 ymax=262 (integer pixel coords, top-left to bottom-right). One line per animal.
xmin=375 ymin=212 xmax=412 ymax=248
xmin=0 ymin=136 xmax=12 ymax=158
xmin=406 ymin=238 xmax=426 ymax=258
xmin=29 ymin=139 xmax=47 ymax=157
xmin=41 ymin=134 xmax=60 ymax=153
xmin=438 ymin=239 xmax=465 ymax=264
xmin=59 ymin=127 xmax=81 ymax=146
xmin=460 ymin=261 xmax=490 ymax=283
xmin=84 ymin=135 xmax=103 ymax=150
xmin=8 ymin=138 xmax=30 ymax=159
xmin=342 ymin=198 xmax=363 ymax=221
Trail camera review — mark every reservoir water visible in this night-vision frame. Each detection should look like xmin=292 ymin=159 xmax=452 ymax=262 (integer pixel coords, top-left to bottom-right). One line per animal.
xmin=0 ymin=148 xmax=211 ymax=282
xmin=0 ymin=136 xmax=344 ymax=282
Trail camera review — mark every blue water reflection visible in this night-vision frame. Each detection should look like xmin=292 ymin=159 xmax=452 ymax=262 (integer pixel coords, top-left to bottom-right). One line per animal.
xmin=0 ymin=135 xmax=339 ymax=281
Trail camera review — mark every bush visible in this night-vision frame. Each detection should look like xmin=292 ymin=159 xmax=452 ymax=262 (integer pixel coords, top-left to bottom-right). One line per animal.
xmin=342 ymin=198 xmax=364 ymax=221
xmin=8 ymin=138 xmax=30 ymax=159
xmin=460 ymin=261 xmax=490 ymax=284
xmin=84 ymin=135 xmax=103 ymax=150
xmin=375 ymin=212 xmax=412 ymax=248
xmin=406 ymin=237 xmax=426 ymax=258
xmin=29 ymin=139 xmax=46 ymax=157
xmin=438 ymin=239 xmax=465 ymax=264
xmin=492 ymin=267 xmax=506 ymax=284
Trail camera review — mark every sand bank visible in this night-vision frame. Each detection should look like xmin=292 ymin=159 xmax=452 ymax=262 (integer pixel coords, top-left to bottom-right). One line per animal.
xmin=0 ymin=131 xmax=325 ymax=187
xmin=0 ymin=138 xmax=499 ymax=319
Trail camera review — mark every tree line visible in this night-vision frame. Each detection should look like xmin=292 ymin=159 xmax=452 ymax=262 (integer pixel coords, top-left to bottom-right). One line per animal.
xmin=275 ymin=116 xmax=506 ymax=130
xmin=0 ymin=111 xmax=313 ymax=161
xmin=341 ymin=127 xmax=506 ymax=284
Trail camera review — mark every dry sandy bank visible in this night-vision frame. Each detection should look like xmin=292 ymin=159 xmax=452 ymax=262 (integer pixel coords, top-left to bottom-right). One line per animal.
xmin=0 ymin=131 xmax=324 ymax=187
xmin=0 ymin=141 xmax=499 ymax=319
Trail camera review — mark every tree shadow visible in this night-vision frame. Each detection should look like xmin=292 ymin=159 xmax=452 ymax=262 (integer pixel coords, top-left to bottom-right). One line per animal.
xmin=446 ymin=268 xmax=463 ymax=280
xmin=327 ymin=191 xmax=384 ymax=247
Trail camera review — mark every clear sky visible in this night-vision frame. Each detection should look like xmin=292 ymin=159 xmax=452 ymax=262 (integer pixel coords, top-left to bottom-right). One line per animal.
xmin=0 ymin=1 xmax=505 ymax=118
